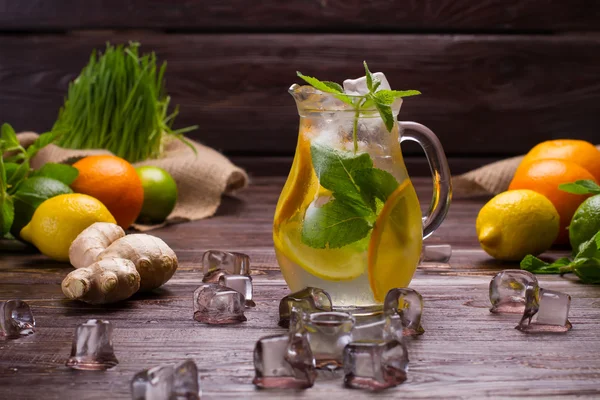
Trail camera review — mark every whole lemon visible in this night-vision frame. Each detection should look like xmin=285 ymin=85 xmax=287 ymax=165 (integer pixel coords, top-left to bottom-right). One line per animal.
xmin=20 ymin=194 xmax=116 ymax=262
xmin=476 ymin=190 xmax=560 ymax=261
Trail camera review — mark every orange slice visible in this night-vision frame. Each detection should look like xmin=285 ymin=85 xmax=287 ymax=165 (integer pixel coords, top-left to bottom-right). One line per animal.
xmin=368 ymin=179 xmax=423 ymax=302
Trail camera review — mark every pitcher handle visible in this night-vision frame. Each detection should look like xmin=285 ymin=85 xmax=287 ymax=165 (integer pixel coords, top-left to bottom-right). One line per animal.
xmin=399 ymin=121 xmax=452 ymax=239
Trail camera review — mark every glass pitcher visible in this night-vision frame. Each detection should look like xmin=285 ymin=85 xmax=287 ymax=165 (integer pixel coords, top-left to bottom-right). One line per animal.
xmin=273 ymin=84 xmax=452 ymax=313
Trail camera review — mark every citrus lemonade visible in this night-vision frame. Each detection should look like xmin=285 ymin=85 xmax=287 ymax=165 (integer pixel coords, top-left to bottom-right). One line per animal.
xmin=274 ymin=111 xmax=424 ymax=310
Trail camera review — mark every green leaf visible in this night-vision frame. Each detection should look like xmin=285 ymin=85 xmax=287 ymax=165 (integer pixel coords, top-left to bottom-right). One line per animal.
xmin=310 ymin=143 xmax=373 ymax=209
xmin=575 ymin=231 xmax=600 ymax=259
xmin=31 ymin=163 xmax=79 ymax=185
xmin=363 ymin=61 xmax=374 ymax=92
xmin=572 ymin=260 xmax=600 ymax=284
xmin=301 ymin=200 xmax=372 ymax=249
xmin=1 ymin=123 xmax=20 ymax=151
xmin=0 ymin=196 xmax=14 ymax=236
xmin=352 ymin=168 xmax=400 ymax=205
xmin=374 ymin=101 xmax=394 ymax=132
xmin=374 ymin=90 xmax=422 ymax=105
xmin=26 ymin=131 xmax=60 ymax=159
xmin=6 ymin=161 xmax=30 ymax=194
xmin=520 ymin=255 xmax=567 ymax=274
xmin=296 ymin=72 xmax=344 ymax=94
xmin=559 ymin=180 xmax=600 ymax=195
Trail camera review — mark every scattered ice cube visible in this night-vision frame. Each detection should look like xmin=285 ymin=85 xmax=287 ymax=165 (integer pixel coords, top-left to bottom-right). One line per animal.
xmin=278 ymin=287 xmax=332 ymax=329
xmin=218 ymin=274 xmax=255 ymax=308
xmin=383 ymin=288 xmax=425 ymax=336
xmin=489 ymin=270 xmax=539 ymax=314
xmin=343 ymin=72 xmax=390 ymax=96
xmin=343 ymin=339 xmax=409 ymax=391
xmin=66 ymin=319 xmax=118 ymax=370
xmin=351 ymin=314 xmax=404 ymax=342
xmin=202 ymin=250 xmax=251 ymax=283
xmin=131 ymin=359 xmax=200 ymax=400
xmin=422 ymin=244 xmax=452 ymax=264
xmin=193 ymin=283 xmax=246 ymax=324
xmin=296 ymin=311 xmax=355 ymax=370
xmin=516 ymin=287 xmax=572 ymax=333
xmin=0 ymin=299 xmax=35 ymax=339
xmin=253 ymin=332 xmax=317 ymax=389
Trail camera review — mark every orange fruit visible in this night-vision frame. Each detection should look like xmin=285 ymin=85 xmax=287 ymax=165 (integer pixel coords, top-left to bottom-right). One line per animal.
xmin=509 ymin=159 xmax=596 ymax=244
xmin=518 ymin=139 xmax=600 ymax=182
xmin=71 ymin=155 xmax=144 ymax=229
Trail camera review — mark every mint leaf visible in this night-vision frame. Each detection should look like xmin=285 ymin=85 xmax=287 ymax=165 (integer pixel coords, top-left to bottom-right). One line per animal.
xmin=520 ymin=255 xmax=567 ymax=274
xmin=301 ymin=200 xmax=372 ymax=249
xmin=296 ymin=72 xmax=343 ymax=94
xmin=31 ymin=163 xmax=79 ymax=185
xmin=559 ymin=180 xmax=600 ymax=195
xmin=363 ymin=61 xmax=374 ymax=92
xmin=6 ymin=161 xmax=30 ymax=194
xmin=352 ymin=168 xmax=399 ymax=205
xmin=26 ymin=130 xmax=60 ymax=159
xmin=310 ymin=143 xmax=373 ymax=210
xmin=374 ymin=101 xmax=394 ymax=132
xmin=572 ymin=260 xmax=600 ymax=284
xmin=1 ymin=123 xmax=20 ymax=151
xmin=575 ymin=231 xmax=600 ymax=259
xmin=0 ymin=196 xmax=14 ymax=236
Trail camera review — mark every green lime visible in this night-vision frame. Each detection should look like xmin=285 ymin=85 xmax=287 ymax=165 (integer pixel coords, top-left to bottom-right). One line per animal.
xmin=135 ymin=166 xmax=178 ymax=224
xmin=569 ymin=194 xmax=600 ymax=254
xmin=11 ymin=176 xmax=73 ymax=238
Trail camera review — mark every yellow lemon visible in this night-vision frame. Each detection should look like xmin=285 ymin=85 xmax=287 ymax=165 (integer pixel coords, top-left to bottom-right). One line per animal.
xmin=20 ymin=194 xmax=116 ymax=262
xmin=476 ymin=190 xmax=560 ymax=261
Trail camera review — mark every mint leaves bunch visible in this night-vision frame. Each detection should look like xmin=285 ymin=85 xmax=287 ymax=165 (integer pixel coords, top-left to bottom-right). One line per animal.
xmin=297 ymin=62 xmax=420 ymax=153
xmin=301 ymin=143 xmax=400 ymax=249
xmin=521 ymin=231 xmax=600 ymax=284
xmin=1 ymin=123 xmax=77 ymax=237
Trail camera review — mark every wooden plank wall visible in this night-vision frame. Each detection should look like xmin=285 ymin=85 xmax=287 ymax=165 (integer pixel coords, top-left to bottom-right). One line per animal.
xmin=0 ymin=1 xmax=599 ymax=175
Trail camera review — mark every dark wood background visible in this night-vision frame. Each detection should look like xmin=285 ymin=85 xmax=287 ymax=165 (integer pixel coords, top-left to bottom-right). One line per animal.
xmin=1 ymin=1 xmax=599 ymax=175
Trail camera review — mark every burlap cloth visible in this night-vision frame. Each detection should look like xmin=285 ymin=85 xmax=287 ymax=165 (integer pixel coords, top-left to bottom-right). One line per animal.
xmin=453 ymin=145 xmax=600 ymax=198
xmin=17 ymin=132 xmax=249 ymax=231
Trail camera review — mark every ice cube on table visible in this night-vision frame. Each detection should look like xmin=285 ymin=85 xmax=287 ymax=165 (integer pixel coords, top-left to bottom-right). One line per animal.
xmin=202 ymin=250 xmax=251 ymax=283
xmin=343 ymin=339 xmax=409 ymax=391
xmin=489 ymin=270 xmax=539 ymax=314
xmin=131 ymin=359 xmax=200 ymax=400
xmin=343 ymin=72 xmax=390 ymax=96
xmin=0 ymin=299 xmax=35 ymax=339
xmin=295 ymin=311 xmax=355 ymax=370
xmin=193 ymin=283 xmax=246 ymax=324
xmin=422 ymin=244 xmax=452 ymax=264
xmin=351 ymin=314 xmax=404 ymax=342
xmin=517 ymin=287 xmax=572 ymax=333
xmin=278 ymin=287 xmax=332 ymax=328
xmin=383 ymin=288 xmax=425 ymax=336
xmin=66 ymin=319 xmax=118 ymax=370
xmin=218 ymin=274 xmax=255 ymax=308
xmin=253 ymin=332 xmax=317 ymax=389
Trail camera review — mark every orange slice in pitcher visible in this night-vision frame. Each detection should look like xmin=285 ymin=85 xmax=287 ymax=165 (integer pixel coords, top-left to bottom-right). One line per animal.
xmin=368 ymin=180 xmax=423 ymax=302
xmin=273 ymin=130 xmax=317 ymax=227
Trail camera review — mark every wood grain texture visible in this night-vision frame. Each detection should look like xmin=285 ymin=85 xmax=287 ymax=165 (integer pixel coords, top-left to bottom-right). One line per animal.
xmin=1 ymin=33 xmax=599 ymax=157
xmin=0 ymin=177 xmax=599 ymax=399
xmin=0 ymin=0 xmax=599 ymax=31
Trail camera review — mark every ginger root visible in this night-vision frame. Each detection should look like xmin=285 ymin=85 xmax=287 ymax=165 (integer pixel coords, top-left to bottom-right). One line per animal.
xmin=69 ymin=222 xmax=125 ymax=269
xmin=98 ymin=234 xmax=178 ymax=291
xmin=62 ymin=258 xmax=140 ymax=304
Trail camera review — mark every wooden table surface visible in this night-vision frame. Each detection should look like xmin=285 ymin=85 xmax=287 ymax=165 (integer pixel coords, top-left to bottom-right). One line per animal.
xmin=1 ymin=176 xmax=599 ymax=399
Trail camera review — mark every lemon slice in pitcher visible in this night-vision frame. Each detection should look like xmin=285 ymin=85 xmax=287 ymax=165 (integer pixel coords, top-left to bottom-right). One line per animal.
xmin=368 ymin=180 xmax=423 ymax=302
xmin=276 ymin=218 xmax=367 ymax=281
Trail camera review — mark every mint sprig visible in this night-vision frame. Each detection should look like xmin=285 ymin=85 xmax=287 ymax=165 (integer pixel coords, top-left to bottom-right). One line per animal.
xmin=521 ymin=230 xmax=600 ymax=284
xmin=296 ymin=62 xmax=420 ymax=153
xmin=301 ymin=144 xmax=399 ymax=249
xmin=559 ymin=180 xmax=600 ymax=195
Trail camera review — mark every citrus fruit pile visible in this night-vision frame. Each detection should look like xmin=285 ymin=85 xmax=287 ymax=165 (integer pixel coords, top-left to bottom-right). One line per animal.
xmin=477 ymin=139 xmax=600 ymax=260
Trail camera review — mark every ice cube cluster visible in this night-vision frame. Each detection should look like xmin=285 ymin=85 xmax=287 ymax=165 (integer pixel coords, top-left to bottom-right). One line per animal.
xmin=489 ymin=270 xmax=572 ymax=333
xmin=253 ymin=286 xmax=420 ymax=391
xmin=193 ymin=251 xmax=255 ymax=324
